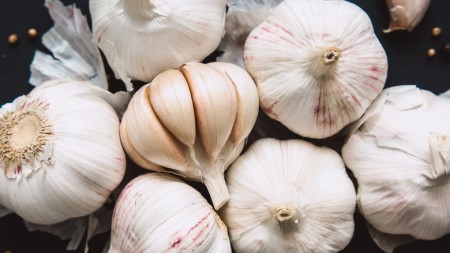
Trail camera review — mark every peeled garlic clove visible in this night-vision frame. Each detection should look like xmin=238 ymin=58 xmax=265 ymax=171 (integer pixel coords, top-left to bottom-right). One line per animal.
xmin=342 ymin=86 xmax=450 ymax=240
xmin=90 ymin=0 xmax=227 ymax=84
xmin=120 ymin=62 xmax=259 ymax=209
xmin=384 ymin=0 xmax=431 ymax=33
xmin=110 ymin=173 xmax=231 ymax=253
xmin=221 ymin=138 xmax=356 ymax=252
xmin=0 ymin=80 xmax=126 ymax=225
xmin=244 ymin=0 xmax=388 ymax=139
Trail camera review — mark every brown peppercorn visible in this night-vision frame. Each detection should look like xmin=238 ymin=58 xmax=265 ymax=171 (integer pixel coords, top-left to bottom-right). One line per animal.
xmin=432 ymin=27 xmax=442 ymax=37
xmin=8 ymin=34 xmax=18 ymax=44
xmin=442 ymin=44 xmax=450 ymax=58
xmin=27 ymin=28 xmax=38 ymax=39
xmin=427 ymin=48 xmax=436 ymax=58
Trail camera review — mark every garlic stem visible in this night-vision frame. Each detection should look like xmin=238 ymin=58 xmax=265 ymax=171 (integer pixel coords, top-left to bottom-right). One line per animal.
xmin=202 ymin=164 xmax=230 ymax=210
xmin=428 ymin=132 xmax=450 ymax=179
xmin=122 ymin=0 xmax=156 ymax=19
xmin=275 ymin=205 xmax=298 ymax=224
xmin=309 ymin=47 xmax=341 ymax=78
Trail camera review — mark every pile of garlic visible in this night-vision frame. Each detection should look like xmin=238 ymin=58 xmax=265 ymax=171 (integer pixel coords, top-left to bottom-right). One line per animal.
xmin=2 ymin=0 xmax=448 ymax=252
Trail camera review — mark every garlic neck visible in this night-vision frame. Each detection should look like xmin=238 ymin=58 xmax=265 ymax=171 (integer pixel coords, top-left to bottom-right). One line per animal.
xmin=428 ymin=132 xmax=450 ymax=179
xmin=275 ymin=205 xmax=298 ymax=224
xmin=309 ymin=47 xmax=341 ymax=78
xmin=122 ymin=0 xmax=157 ymax=19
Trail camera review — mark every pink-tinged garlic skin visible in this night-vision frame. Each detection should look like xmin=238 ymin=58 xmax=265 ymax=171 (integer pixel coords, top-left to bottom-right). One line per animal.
xmin=384 ymin=0 xmax=431 ymax=33
xmin=244 ymin=0 xmax=388 ymax=139
xmin=109 ymin=173 xmax=231 ymax=253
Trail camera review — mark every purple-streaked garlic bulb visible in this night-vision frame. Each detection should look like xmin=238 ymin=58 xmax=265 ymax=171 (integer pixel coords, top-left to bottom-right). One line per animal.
xmin=244 ymin=0 xmax=388 ymax=139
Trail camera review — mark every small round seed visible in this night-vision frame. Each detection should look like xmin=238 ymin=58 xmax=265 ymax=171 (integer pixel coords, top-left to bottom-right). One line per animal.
xmin=28 ymin=28 xmax=38 ymax=39
xmin=8 ymin=34 xmax=18 ymax=44
xmin=427 ymin=48 xmax=436 ymax=58
xmin=432 ymin=27 xmax=442 ymax=37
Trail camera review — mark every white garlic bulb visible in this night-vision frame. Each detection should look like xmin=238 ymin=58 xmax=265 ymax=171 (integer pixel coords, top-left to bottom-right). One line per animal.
xmin=120 ymin=62 xmax=259 ymax=209
xmin=342 ymin=85 xmax=450 ymax=241
xmin=218 ymin=0 xmax=282 ymax=67
xmin=221 ymin=138 xmax=356 ymax=253
xmin=384 ymin=0 xmax=431 ymax=33
xmin=109 ymin=173 xmax=231 ymax=253
xmin=244 ymin=0 xmax=388 ymax=139
xmin=90 ymin=0 xmax=227 ymax=85
xmin=0 ymin=80 xmax=126 ymax=225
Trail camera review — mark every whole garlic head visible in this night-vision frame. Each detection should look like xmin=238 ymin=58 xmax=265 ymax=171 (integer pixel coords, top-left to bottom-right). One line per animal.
xmin=244 ymin=0 xmax=388 ymax=139
xmin=90 ymin=0 xmax=227 ymax=84
xmin=0 ymin=80 xmax=126 ymax=225
xmin=221 ymin=138 xmax=356 ymax=253
xmin=343 ymin=86 xmax=450 ymax=240
xmin=109 ymin=173 xmax=231 ymax=253
xmin=120 ymin=62 xmax=259 ymax=209
xmin=384 ymin=0 xmax=431 ymax=33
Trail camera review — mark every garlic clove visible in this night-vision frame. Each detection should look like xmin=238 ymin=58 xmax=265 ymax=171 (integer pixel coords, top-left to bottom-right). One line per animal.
xmin=208 ymin=62 xmax=259 ymax=144
xmin=150 ymin=69 xmax=196 ymax=148
xmin=122 ymin=86 xmax=187 ymax=171
xmin=119 ymin=113 xmax=164 ymax=172
xmin=367 ymin=223 xmax=416 ymax=253
xmin=180 ymin=63 xmax=237 ymax=158
xmin=90 ymin=0 xmax=227 ymax=83
xmin=244 ymin=0 xmax=387 ymax=139
xmin=384 ymin=0 xmax=431 ymax=33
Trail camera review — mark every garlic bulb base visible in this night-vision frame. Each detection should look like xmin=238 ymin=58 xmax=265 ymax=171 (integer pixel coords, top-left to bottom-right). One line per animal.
xmin=203 ymin=169 xmax=230 ymax=210
xmin=321 ymin=47 xmax=342 ymax=65
xmin=275 ymin=206 xmax=298 ymax=224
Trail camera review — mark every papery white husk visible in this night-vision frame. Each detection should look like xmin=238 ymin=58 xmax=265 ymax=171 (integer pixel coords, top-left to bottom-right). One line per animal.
xmin=221 ymin=138 xmax=356 ymax=253
xmin=120 ymin=62 xmax=259 ymax=209
xmin=0 ymin=80 xmax=126 ymax=225
xmin=109 ymin=173 xmax=231 ymax=253
xmin=30 ymin=0 xmax=108 ymax=90
xmin=90 ymin=0 xmax=227 ymax=85
xmin=342 ymin=85 xmax=450 ymax=240
xmin=384 ymin=0 xmax=431 ymax=33
xmin=218 ymin=0 xmax=282 ymax=67
xmin=244 ymin=0 xmax=388 ymax=139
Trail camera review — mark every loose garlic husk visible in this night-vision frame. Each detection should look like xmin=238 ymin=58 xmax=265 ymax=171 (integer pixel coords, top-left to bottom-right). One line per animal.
xmin=244 ymin=0 xmax=388 ymax=139
xmin=342 ymin=86 xmax=450 ymax=243
xmin=384 ymin=0 xmax=431 ymax=33
xmin=109 ymin=173 xmax=231 ymax=253
xmin=221 ymin=138 xmax=356 ymax=253
xmin=90 ymin=0 xmax=227 ymax=86
xmin=0 ymin=80 xmax=127 ymax=225
xmin=218 ymin=0 xmax=282 ymax=67
xmin=120 ymin=62 xmax=259 ymax=209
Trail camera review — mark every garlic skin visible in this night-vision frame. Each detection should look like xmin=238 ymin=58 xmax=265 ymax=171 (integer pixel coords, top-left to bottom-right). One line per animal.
xmin=0 ymin=80 xmax=126 ymax=225
xmin=384 ymin=0 xmax=431 ymax=33
xmin=244 ymin=0 xmax=388 ymax=139
xmin=120 ymin=62 xmax=258 ymax=209
xmin=342 ymin=86 xmax=450 ymax=240
xmin=90 ymin=0 xmax=226 ymax=85
xmin=109 ymin=173 xmax=231 ymax=253
xmin=221 ymin=138 xmax=356 ymax=253
xmin=218 ymin=0 xmax=282 ymax=67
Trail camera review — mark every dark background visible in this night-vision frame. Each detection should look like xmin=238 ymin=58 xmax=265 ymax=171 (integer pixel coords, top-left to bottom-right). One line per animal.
xmin=1 ymin=0 xmax=449 ymax=252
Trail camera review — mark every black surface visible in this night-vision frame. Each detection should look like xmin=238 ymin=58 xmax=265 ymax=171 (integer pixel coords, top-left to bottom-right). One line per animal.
xmin=1 ymin=0 xmax=450 ymax=252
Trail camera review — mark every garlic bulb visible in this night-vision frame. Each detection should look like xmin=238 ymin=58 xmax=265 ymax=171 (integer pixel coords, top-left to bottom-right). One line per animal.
xmin=0 ymin=80 xmax=126 ymax=225
xmin=221 ymin=138 xmax=356 ymax=252
xmin=120 ymin=62 xmax=258 ymax=209
xmin=110 ymin=173 xmax=231 ymax=253
xmin=218 ymin=0 xmax=282 ymax=67
xmin=244 ymin=0 xmax=388 ymax=139
xmin=384 ymin=0 xmax=431 ymax=33
xmin=90 ymin=0 xmax=227 ymax=85
xmin=342 ymin=85 xmax=450 ymax=241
